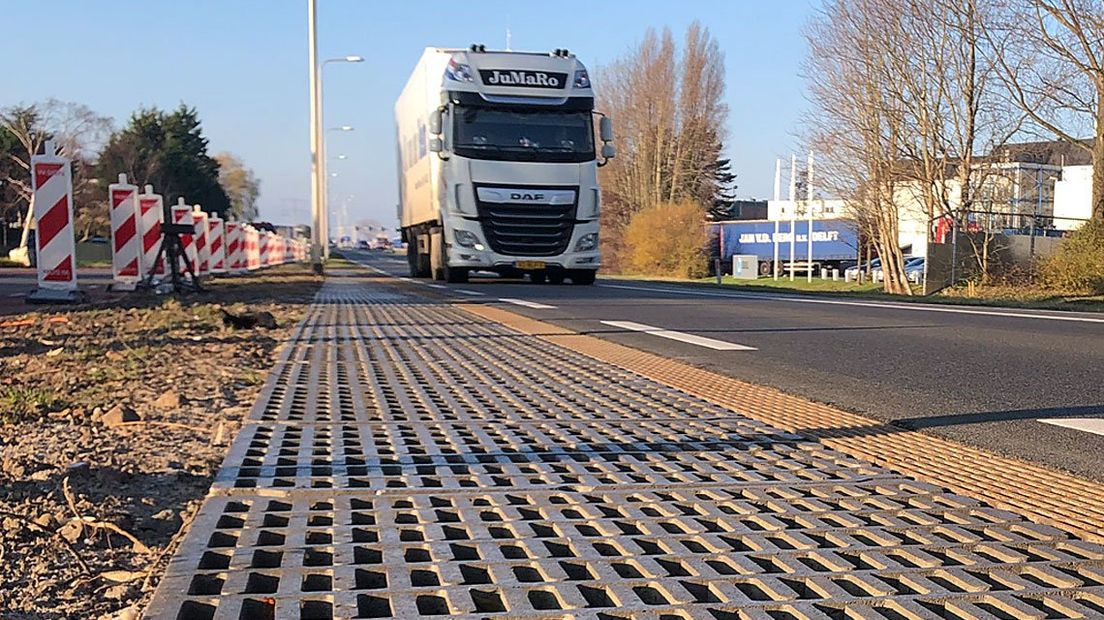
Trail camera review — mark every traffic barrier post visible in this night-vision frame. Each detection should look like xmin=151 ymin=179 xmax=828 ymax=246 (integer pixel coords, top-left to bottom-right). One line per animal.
xmin=108 ymin=174 xmax=142 ymax=290
xmin=259 ymin=231 xmax=270 ymax=268
xmin=138 ymin=185 xmax=164 ymax=277
xmin=192 ymin=206 xmax=209 ymax=276
xmin=208 ymin=215 xmax=226 ymax=274
xmin=225 ymin=221 xmax=244 ymax=274
xmin=170 ymin=198 xmax=197 ymax=279
xmin=26 ymin=140 xmax=82 ymax=303
xmin=245 ymin=225 xmax=260 ymax=271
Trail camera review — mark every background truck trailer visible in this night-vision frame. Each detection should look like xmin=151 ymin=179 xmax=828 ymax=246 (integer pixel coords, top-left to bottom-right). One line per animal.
xmin=395 ymin=45 xmax=615 ymax=284
xmin=713 ymin=218 xmax=860 ymax=276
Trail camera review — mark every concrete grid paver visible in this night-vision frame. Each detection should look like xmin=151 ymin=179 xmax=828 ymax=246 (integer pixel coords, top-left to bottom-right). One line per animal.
xmin=147 ymin=276 xmax=1104 ymax=620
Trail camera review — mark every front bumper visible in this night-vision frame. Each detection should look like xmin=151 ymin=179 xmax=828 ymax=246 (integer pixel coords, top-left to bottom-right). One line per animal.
xmin=445 ymin=221 xmax=600 ymax=271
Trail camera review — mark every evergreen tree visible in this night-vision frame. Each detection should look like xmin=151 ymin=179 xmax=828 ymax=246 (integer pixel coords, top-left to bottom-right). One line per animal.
xmin=97 ymin=105 xmax=230 ymax=215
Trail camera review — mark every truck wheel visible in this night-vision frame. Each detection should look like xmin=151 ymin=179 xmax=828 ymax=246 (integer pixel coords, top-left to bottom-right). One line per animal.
xmin=407 ymin=242 xmax=425 ymax=277
xmin=759 ymin=261 xmax=772 ymax=277
xmin=570 ymin=270 xmax=596 ymax=285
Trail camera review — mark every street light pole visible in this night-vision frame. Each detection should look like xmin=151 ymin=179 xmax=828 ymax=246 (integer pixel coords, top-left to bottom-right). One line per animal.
xmin=307 ymin=0 xmax=324 ymax=272
xmin=318 ymin=56 xmax=363 ymax=259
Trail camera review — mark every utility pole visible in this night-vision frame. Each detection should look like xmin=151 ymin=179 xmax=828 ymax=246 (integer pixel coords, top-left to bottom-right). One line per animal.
xmin=307 ymin=0 xmax=324 ymax=273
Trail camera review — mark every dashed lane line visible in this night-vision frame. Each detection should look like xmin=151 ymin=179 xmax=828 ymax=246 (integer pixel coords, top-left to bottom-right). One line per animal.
xmin=455 ymin=289 xmax=485 ymax=296
xmin=498 ymin=298 xmax=557 ymax=309
xmin=600 ymin=319 xmax=757 ymax=351
xmin=1040 ymin=418 xmax=1104 ymax=437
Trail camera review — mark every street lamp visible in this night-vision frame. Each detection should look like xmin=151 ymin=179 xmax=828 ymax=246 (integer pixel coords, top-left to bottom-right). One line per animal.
xmin=317 ymin=57 xmax=362 ymax=259
xmin=322 ymin=126 xmax=353 ymax=251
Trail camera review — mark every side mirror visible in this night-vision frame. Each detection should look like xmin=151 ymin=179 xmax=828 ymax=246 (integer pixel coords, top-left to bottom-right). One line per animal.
xmin=599 ymin=116 xmax=614 ymax=143
xmin=429 ymin=109 xmax=442 ymax=135
xmin=429 ymin=137 xmax=443 ymax=153
xmin=601 ymin=144 xmax=616 ymax=159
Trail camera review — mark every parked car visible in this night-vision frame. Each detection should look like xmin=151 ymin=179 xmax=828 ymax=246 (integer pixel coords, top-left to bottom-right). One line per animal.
xmin=871 ymin=256 xmax=920 ymax=282
xmin=904 ymin=256 xmax=926 ymax=283
xmin=845 ymin=258 xmax=881 ymax=280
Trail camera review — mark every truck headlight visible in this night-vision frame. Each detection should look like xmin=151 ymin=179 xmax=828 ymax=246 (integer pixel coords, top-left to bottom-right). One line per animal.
xmin=454 ymin=230 xmax=483 ymax=250
xmin=574 ymin=232 xmax=598 ymax=252
xmin=573 ymin=69 xmax=591 ymax=89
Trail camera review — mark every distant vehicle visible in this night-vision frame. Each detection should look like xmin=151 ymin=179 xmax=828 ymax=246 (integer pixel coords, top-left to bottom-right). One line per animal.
xmin=904 ymin=256 xmax=925 ymax=283
xmin=396 ymin=45 xmax=614 ymax=284
xmin=870 ymin=256 xmax=919 ymax=282
xmin=356 ymin=240 xmax=370 ymax=250
xmin=369 ymin=235 xmax=392 ymax=250
xmin=713 ymin=218 xmax=859 ymax=276
xmin=845 ymin=257 xmax=881 ymax=280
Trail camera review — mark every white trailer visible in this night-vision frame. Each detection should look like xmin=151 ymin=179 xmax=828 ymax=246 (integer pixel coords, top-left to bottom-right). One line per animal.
xmin=395 ymin=45 xmax=615 ymax=284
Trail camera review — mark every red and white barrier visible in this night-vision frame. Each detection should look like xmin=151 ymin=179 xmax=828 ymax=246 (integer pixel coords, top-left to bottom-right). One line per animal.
xmin=259 ymin=231 xmax=271 ymax=268
xmin=225 ymin=221 xmax=244 ymax=273
xmin=208 ymin=215 xmax=226 ymax=274
xmin=170 ymin=198 xmax=196 ymax=277
xmin=108 ymin=174 xmax=142 ymax=290
xmin=245 ymin=225 xmax=260 ymax=271
xmin=138 ymin=185 xmax=164 ymax=277
xmin=27 ymin=140 xmax=80 ymax=303
xmin=192 ymin=206 xmax=209 ymax=276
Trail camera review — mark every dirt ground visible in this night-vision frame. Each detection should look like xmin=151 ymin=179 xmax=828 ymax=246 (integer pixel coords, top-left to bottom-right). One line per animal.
xmin=0 ymin=265 xmax=321 ymax=619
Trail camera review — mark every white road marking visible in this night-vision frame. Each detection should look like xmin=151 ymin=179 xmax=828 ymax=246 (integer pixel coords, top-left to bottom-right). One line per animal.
xmin=456 ymin=289 xmax=485 ymax=296
xmin=1039 ymin=418 xmax=1104 ymax=437
xmin=598 ymin=283 xmax=1104 ymax=324
xmin=426 ymin=283 xmax=447 ymax=289
xmin=600 ymin=320 xmax=757 ymax=351
xmin=499 ymin=298 xmax=557 ymax=309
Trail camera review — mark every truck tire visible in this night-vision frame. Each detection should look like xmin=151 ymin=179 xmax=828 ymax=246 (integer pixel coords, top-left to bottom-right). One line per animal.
xmin=759 ymin=260 xmax=772 ymax=277
xmin=570 ymin=270 xmax=596 ymax=285
xmin=435 ymin=232 xmax=468 ymax=283
xmin=407 ymin=241 xmax=420 ymax=277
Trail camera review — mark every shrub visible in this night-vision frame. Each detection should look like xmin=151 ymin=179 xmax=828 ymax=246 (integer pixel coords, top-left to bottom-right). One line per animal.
xmin=1041 ymin=219 xmax=1104 ymax=294
xmin=622 ymin=201 xmax=709 ymax=278
xmin=0 ymin=386 xmax=65 ymax=424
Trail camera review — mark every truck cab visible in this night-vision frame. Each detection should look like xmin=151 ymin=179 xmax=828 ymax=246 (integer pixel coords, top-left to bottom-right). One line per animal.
xmin=396 ymin=46 xmax=614 ymax=284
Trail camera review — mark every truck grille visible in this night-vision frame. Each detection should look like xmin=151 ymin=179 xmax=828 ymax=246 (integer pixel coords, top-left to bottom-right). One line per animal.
xmin=474 ymin=185 xmax=578 ymax=257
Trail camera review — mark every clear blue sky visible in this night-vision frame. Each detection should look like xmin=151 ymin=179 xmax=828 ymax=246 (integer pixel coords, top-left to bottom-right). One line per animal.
xmin=3 ymin=0 xmax=814 ymax=227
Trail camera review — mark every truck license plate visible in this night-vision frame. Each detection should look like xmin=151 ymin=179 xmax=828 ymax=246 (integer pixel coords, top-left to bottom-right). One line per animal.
xmin=516 ymin=261 xmax=545 ymax=270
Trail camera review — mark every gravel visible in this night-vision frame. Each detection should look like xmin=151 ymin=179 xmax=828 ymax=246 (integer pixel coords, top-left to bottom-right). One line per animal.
xmin=0 ymin=266 xmax=320 ymax=619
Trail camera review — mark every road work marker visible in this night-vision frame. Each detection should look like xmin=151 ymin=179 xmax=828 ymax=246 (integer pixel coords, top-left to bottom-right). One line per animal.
xmin=499 ymin=298 xmax=556 ymax=309
xmin=600 ymin=320 xmax=757 ymax=351
xmin=1039 ymin=418 xmax=1104 ymax=437
xmin=108 ymin=174 xmax=142 ymax=290
xmin=192 ymin=206 xmax=209 ymax=276
xmin=137 ymin=186 xmax=164 ymax=277
xmin=26 ymin=141 xmax=82 ymax=303
xmin=169 ymin=199 xmax=197 ymax=279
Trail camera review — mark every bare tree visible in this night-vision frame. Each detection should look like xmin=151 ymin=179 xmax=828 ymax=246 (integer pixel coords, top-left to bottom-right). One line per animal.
xmin=596 ymin=22 xmax=728 ymax=269
xmin=989 ymin=0 xmax=1104 ymax=220
xmin=805 ymin=0 xmax=914 ymax=293
xmin=215 ymin=152 xmax=261 ymax=221
xmin=0 ymin=99 xmax=111 ymax=256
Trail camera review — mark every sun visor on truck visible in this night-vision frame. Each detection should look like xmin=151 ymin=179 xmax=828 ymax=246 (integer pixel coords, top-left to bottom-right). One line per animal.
xmin=447 ymin=91 xmax=594 ymax=112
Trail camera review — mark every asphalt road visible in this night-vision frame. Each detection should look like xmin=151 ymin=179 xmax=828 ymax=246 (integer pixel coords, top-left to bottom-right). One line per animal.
xmin=0 ymin=267 xmax=112 ymax=314
xmin=346 ymin=249 xmax=1104 ymax=483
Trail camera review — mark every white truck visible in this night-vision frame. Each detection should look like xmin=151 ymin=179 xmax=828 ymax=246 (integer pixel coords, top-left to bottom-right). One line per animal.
xmin=395 ymin=45 xmax=615 ymax=284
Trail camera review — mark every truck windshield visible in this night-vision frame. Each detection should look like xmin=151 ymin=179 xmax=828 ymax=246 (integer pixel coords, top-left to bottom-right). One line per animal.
xmin=453 ymin=107 xmax=595 ymax=163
